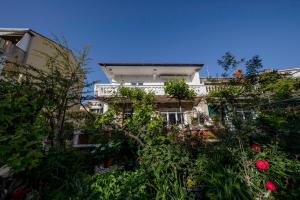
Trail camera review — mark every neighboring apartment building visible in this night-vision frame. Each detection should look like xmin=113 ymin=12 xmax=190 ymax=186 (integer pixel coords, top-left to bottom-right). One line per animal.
xmin=277 ymin=67 xmax=300 ymax=78
xmin=80 ymin=99 xmax=104 ymax=114
xmin=0 ymin=28 xmax=76 ymax=79
xmin=261 ymin=67 xmax=300 ymax=78
xmin=94 ymin=63 xmax=219 ymax=127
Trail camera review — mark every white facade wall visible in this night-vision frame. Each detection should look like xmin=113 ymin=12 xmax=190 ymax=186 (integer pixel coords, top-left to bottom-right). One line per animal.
xmin=94 ymin=64 xmax=212 ymax=126
xmin=113 ymin=73 xmax=201 ymax=85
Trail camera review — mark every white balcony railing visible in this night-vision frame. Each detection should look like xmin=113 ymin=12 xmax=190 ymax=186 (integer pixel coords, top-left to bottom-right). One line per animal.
xmin=94 ymin=84 xmax=220 ymax=97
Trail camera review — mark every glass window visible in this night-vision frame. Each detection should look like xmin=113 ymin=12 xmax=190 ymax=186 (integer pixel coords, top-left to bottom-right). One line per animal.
xmin=169 ymin=113 xmax=176 ymax=125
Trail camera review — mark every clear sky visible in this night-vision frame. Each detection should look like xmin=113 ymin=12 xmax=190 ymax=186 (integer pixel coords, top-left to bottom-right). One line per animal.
xmin=1 ymin=0 xmax=300 ymax=83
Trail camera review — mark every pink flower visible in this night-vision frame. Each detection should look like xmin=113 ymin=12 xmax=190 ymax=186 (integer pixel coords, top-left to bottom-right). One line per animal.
xmin=255 ymin=160 xmax=269 ymax=170
xmin=265 ymin=181 xmax=276 ymax=192
xmin=251 ymin=144 xmax=260 ymax=152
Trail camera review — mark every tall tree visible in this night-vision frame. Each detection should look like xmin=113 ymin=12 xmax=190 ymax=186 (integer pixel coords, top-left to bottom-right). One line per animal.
xmin=217 ymin=52 xmax=244 ymax=77
xmin=245 ymin=55 xmax=263 ymax=77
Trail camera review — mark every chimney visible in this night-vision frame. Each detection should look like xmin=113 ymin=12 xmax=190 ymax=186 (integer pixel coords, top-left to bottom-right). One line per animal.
xmin=233 ymin=69 xmax=243 ymax=78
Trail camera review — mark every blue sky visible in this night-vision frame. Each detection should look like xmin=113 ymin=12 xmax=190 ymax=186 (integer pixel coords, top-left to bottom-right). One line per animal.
xmin=1 ymin=0 xmax=300 ymax=83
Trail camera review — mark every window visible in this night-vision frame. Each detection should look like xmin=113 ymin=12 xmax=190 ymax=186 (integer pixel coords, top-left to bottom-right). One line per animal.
xmin=169 ymin=113 xmax=176 ymax=125
xmin=161 ymin=111 xmax=185 ymax=126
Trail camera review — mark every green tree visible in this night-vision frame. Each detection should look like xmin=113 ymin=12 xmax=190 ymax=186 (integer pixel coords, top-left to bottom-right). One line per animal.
xmin=7 ymin=37 xmax=90 ymax=147
xmin=0 ymin=80 xmax=50 ymax=172
xmin=217 ymin=51 xmax=244 ymax=77
xmin=165 ymin=79 xmax=196 ymax=123
xmin=207 ymin=52 xmax=300 ymax=198
xmin=0 ymin=36 xmax=90 ymax=172
xmin=95 ymin=87 xmax=163 ymax=146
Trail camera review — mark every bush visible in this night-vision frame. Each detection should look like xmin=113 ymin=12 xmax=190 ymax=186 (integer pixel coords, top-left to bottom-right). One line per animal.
xmin=82 ymin=169 xmax=150 ymax=200
xmin=0 ymin=80 xmax=49 ymax=172
xmin=25 ymin=148 xmax=94 ymax=199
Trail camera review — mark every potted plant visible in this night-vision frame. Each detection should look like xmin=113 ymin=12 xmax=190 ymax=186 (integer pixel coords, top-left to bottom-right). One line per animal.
xmin=183 ymin=176 xmax=203 ymax=200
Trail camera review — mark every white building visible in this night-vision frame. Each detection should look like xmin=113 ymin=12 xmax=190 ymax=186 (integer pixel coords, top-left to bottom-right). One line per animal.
xmin=94 ymin=63 xmax=216 ymax=126
xmin=277 ymin=67 xmax=300 ymax=78
xmin=80 ymin=99 xmax=104 ymax=114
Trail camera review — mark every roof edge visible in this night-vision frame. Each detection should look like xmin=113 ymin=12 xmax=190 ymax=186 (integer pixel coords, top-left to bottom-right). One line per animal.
xmin=99 ymin=63 xmax=204 ymax=67
xmin=0 ymin=27 xmax=73 ymax=53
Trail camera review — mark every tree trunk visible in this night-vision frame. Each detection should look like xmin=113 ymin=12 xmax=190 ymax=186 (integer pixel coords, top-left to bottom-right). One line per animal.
xmin=179 ymin=99 xmax=183 ymax=124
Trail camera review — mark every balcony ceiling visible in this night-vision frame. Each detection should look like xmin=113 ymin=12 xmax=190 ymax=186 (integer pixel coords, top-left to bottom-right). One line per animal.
xmin=99 ymin=63 xmax=203 ymax=77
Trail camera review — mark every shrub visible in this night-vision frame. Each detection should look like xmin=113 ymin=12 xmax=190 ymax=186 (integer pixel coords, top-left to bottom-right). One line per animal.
xmin=81 ymin=169 xmax=150 ymax=200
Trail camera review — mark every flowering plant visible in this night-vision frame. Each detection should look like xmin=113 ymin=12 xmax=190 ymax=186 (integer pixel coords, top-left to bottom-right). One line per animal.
xmin=255 ymin=160 xmax=269 ymax=170
xmin=265 ymin=181 xmax=276 ymax=191
xmin=251 ymin=143 xmax=260 ymax=152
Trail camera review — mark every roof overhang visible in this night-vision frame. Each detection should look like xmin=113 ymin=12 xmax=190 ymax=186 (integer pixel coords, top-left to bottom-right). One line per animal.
xmin=98 ymin=63 xmax=204 ymax=79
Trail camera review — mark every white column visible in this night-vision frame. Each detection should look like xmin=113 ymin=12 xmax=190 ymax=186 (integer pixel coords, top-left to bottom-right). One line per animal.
xmin=103 ymin=103 xmax=109 ymax=113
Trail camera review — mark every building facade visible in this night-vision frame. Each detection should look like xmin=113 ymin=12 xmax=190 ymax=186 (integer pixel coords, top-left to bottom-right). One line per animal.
xmin=94 ymin=63 xmax=218 ymax=127
xmin=80 ymin=99 xmax=104 ymax=114
xmin=0 ymin=28 xmax=76 ymax=79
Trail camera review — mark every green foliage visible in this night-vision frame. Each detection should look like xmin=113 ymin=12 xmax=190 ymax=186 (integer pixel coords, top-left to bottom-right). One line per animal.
xmin=82 ymin=141 xmax=189 ymax=200
xmin=245 ymin=55 xmax=263 ymax=77
xmin=5 ymin=37 xmax=90 ymax=147
xmin=165 ymin=79 xmax=196 ymax=102
xmin=82 ymin=169 xmax=150 ymax=200
xmin=26 ymin=148 xmax=94 ymax=199
xmin=119 ymin=86 xmax=155 ymax=104
xmin=2 ymin=48 xmax=300 ymax=200
xmin=207 ymin=52 xmax=300 ymax=199
xmin=0 ymin=80 xmax=49 ymax=172
xmin=260 ymin=77 xmax=300 ymax=100
xmin=66 ymin=110 xmax=97 ymax=134
xmin=95 ymin=87 xmax=162 ymax=146
xmin=94 ymin=108 xmax=117 ymax=129
xmin=139 ymin=142 xmax=189 ymax=199
xmin=139 ymin=141 xmax=190 ymax=171
xmin=217 ymin=52 xmax=244 ymax=77
xmin=257 ymin=108 xmax=300 ymax=154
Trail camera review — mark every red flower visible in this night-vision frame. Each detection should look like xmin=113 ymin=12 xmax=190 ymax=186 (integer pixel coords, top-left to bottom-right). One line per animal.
xmin=265 ymin=181 xmax=276 ymax=192
xmin=251 ymin=143 xmax=260 ymax=152
xmin=176 ymin=136 xmax=184 ymax=141
xmin=255 ymin=160 xmax=269 ymax=170
xmin=199 ymin=130 xmax=207 ymax=137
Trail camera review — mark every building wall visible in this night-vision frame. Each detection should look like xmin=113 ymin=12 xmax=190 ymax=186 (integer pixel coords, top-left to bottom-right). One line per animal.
xmin=25 ymin=34 xmax=53 ymax=70
xmin=25 ymin=34 xmax=77 ymax=73
xmin=113 ymin=72 xmax=201 ymax=85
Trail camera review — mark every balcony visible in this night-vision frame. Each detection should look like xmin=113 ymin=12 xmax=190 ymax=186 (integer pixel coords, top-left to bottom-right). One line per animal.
xmin=94 ymin=84 xmax=219 ymax=97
